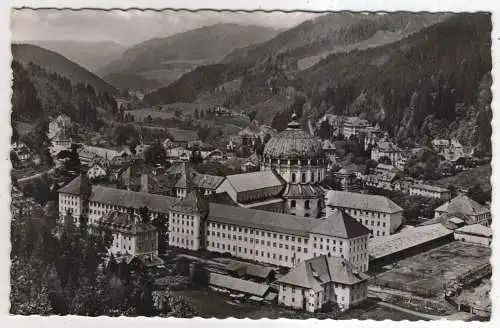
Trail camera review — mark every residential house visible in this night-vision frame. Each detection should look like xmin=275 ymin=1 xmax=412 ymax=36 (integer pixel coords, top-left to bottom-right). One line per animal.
xmin=277 ymin=255 xmax=369 ymax=312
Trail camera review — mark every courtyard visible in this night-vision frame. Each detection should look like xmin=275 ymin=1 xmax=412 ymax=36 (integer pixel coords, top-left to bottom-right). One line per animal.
xmin=374 ymin=241 xmax=491 ymax=295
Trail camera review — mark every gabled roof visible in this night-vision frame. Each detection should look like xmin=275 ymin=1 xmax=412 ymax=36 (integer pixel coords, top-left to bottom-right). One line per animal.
xmin=226 ymin=261 xmax=273 ymax=279
xmin=208 ymin=202 xmax=317 ymax=237
xmin=167 ymin=162 xmax=225 ymax=190
xmin=209 ymin=273 xmax=270 ymax=297
xmin=435 ymin=195 xmax=490 ymax=216
xmin=58 ymin=174 xmax=92 ymax=196
xmin=455 ymin=224 xmax=492 ymax=237
xmin=277 ymin=255 xmax=369 ymax=290
xmin=171 ymin=191 xmax=209 ymax=215
xmin=90 ymin=185 xmax=177 ymax=214
xmin=311 ymin=209 xmax=370 ymax=239
xmin=326 ymin=190 xmax=403 ymax=214
xmin=225 ymin=170 xmax=285 ymax=193
xmin=419 ymin=212 xmax=471 ymax=230
xmin=97 ymin=211 xmax=157 ymax=234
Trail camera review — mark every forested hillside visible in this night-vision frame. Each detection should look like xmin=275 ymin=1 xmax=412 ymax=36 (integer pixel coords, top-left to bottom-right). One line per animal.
xmin=12 ymin=44 xmax=117 ymax=95
xmin=144 ymin=13 xmax=491 ymax=154
xmin=11 ymin=60 xmax=119 ymax=126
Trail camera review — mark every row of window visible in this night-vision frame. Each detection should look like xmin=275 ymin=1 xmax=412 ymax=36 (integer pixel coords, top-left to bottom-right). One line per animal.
xmin=173 ymin=228 xmax=194 ymax=235
xmin=173 ymin=237 xmax=194 ymax=246
xmin=290 ymin=199 xmax=321 ymax=210
xmin=210 ymin=242 xmax=304 ymax=260
xmin=172 ymin=219 xmax=195 ymax=227
xmin=290 ymin=171 xmax=322 ymax=183
xmin=207 ymin=223 xmax=309 ymax=244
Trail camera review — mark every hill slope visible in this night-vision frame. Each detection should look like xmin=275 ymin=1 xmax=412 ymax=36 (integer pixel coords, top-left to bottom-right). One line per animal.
xmin=12 ymin=43 xmax=117 ymax=95
xmin=144 ymin=13 xmax=446 ymax=107
xmin=22 ymin=40 xmax=126 ymax=72
xmin=297 ymin=13 xmax=491 ymax=152
xmin=98 ymin=23 xmax=281 ymax=89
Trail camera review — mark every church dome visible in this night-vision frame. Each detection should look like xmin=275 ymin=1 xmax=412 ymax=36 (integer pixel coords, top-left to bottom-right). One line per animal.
xmin=263 ymin=114 xmax=323 ymax=159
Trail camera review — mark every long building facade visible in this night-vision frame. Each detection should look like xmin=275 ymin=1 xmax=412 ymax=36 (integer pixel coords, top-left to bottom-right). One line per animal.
xmin=58 ymin=176 xmax=370 ymax=272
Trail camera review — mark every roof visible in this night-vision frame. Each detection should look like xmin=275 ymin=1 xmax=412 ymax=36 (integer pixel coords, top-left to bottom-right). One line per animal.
xmin=208 ymin=273 xmax=270 ymax=297
xmin=326 ymin=190 xmax=403 ymax=214
xmin=166 ymin=128 xmax=199 ymax=142
xmin=311 ymin=209 xmax=370 ymax=239
xmin=58 ymin=174 xmax=92 ymax=196
xmin=97 ymin=211 xmax=157 ymax=234
xmin=435 ymin=195 xmax=490 ymax=216
xmin=455 ymin=224 xmax=492 ymax=237
xmin=263 ymin=117 xmax=324 ymax=159
xmin=344 ymin=116 xmax=369 ymax=126
xmin=277 ymin=255 xmax=369 ymax=290
xmin=208 ymin=202 xmax=317 ymax=237
xmin=225 ymin=170 xmax=284 ymax=193
xmin=78 ymin=146 xmax=120 ymax=160
xmin=419 ymin=212 xmax=472 ymax=230
xmin=226 ymin=261 xmax=273 ymax=279
xmin=375 ymin=141 xmax=401 ymax=152
xmin=167 ymin=162 xmax=225 ymax=190
xmin=204 ymin=192 xmax=239 ymax=206
xmin=208 ymin=203 xmax=368 ymax=239
xmin=90 ymin=185 xmax=177 ymax=213
xmin=171 ymin=191 xmax=209 ymax=215
xmin=282 ymin=183 xmax=324 ymax=199
xmin=411 ymin=183 xmax=449 ymax=193
xmin=369 ymin=223 xmax=453 ymax=259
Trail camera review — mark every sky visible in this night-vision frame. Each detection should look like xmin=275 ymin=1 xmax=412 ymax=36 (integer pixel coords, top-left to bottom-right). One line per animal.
xmin=10 ymin=9 xmax=320 ymax=46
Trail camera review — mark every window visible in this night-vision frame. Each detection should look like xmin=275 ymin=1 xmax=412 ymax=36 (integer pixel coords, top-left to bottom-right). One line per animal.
xmin=305 ymin=200 xmax=310 ymax=210
xmin=292 ymin=173 xmax=296 ymax=182
xmin=301 ymin=173 xmax=306 ymax=183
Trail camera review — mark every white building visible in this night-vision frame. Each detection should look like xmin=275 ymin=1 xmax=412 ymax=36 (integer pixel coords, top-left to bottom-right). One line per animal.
xmin=342 ymin=117 xmax=370 ymax=139
xmin=277 ymin=255 xmax=369 ymax=312
xmin=96 ymin=210 xmax=158 ymax=257
xmin=409 ymin=184 xmax=451 ymax=200
xmin=371 ymin=141 xmax=405 ymax=169
xmin=87 ymin=164 xmax=108 ymax=180
xmin=205 ymin=204 xmax=370 ymax=272
xmin=325 ymin=190 xmax=403 ymax=238
xmin=261 ymin=114 xmax=326 ymax=218
xmin=454 ymin=224 xmax=492 ymax=246
xmin=434 ymin=195 xmax=491 ymax=225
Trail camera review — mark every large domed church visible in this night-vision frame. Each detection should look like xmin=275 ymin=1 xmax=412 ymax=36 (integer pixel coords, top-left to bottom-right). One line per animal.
xmin=261 ymin=113 xmax=325 ymax=218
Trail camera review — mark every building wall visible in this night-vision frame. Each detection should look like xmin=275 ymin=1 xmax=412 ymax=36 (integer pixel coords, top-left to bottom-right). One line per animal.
xmin=287 ymin=198 xmax=321 ymax=218
xmin=309 ymin=234 xmax=369 ymax=272
xmin=58 ymin=192 xmax=84 ymax=223
xmin=205 ymin=221 xmax=312 ymax=268
xmin=278 ymin=280 xmax=368 ymax=312
xmin=88 ymin=201 xmax=163 ymax=226
xmin=409 ymin=187 xmax=450 ymax=200
xmin=169 ymin=211 xmax=203 ymax=250
xmin=454 ymin=232 xmax=492 ymax=246
xmin=326 ymin=205 xmax=402 ymax=237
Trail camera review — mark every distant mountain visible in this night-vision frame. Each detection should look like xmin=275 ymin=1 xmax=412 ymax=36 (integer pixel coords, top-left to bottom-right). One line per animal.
xmin=12 ymin=43 xmax=117 ymax=95
xmin=144 ymin=13 xmax=446 ymax=106
xmin=22 ymin=40 xmax=126 ymax=72
xmin=101 ymin=72 xmax=162 ymax=93
xmin=98 ymin=23 xmax=282 ymax=89
xmin=144 ymin=13 xmax=492 ymax=154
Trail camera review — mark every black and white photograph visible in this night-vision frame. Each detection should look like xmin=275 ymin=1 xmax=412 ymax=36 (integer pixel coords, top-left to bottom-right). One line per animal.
xmin=7 ymin=7 xmax=493 ymax=321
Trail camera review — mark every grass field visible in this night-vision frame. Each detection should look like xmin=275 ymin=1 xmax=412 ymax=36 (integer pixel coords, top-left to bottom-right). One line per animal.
xmin=376 ymin=241 xmax=491 ymax=293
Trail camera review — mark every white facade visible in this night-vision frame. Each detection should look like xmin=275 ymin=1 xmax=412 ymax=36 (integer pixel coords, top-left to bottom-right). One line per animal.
xmin=409 ymin=184 xmax=451 ymax=200
xmin=169 ymin=211 xmax=203 ymax=250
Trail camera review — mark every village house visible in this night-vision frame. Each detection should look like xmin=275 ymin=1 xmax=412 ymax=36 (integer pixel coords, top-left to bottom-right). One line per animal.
xmin=277 ymin=255 xmax=369 ymax=312
xmin=434 ymin=194 xmax=491 ymax=226
xmin=454 ymin=224 xmax=492 ymax=246
xmin=334 ymin=168 xmax=362 ymax=193
xmin=363 ymin=172 xmax=401 ymax=192
xmin=164 ymin=128 xmax=200 ymax=148
xmin=78 ymin=145 xmax=120 ymax=166
xmin=370 ymin=141 xmax=406 ymax=170
xmin=96 ymin=210 xmax=159 ymax=258
xmin=325 ymin=190 xmax=403 ymax=238
xmin=86 ymin=163 xmax=108 ymax=181
xmin=342 ymin=117 xmax=370 ymax=139
xmin=409 ymin=183 xmax=451 ymax=200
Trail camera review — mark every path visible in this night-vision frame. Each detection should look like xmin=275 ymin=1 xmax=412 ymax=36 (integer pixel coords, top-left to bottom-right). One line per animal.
xmin=17 ymin=168 xmax=54 ymax=183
